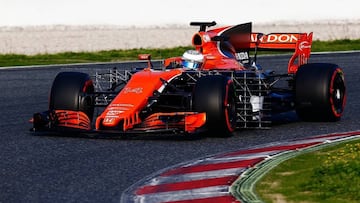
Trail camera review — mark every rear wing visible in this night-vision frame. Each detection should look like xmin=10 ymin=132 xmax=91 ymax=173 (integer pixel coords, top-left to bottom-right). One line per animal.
xmin=238 ymin=32 xmax=313 ymax=74
xmin=218 ymin=22 xmax=313 ymax=74
xmin=190 ymin=22 xmax=313 ymax=74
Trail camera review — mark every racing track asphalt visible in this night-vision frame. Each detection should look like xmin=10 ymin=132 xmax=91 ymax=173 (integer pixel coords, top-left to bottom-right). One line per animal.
xmin=0 ymin=52 xmax=359 ymax=203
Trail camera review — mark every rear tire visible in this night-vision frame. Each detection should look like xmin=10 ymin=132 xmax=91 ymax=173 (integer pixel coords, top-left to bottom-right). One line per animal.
xmin=295 ymin=63 xmax=346 ymax=122
xmin=193 ymin=75 xmax=236 ymax=136
xmin=49 ymin=72 xmax=95 ymax=120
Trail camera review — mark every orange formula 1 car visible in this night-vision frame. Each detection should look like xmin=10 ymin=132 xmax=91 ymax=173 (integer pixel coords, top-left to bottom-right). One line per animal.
xmin=31 ymin=21 xmax=346 ymax=137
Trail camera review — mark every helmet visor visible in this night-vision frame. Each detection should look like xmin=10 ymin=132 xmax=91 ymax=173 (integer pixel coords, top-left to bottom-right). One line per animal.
xmin=182 ymin=60 xmax=201 ymax=69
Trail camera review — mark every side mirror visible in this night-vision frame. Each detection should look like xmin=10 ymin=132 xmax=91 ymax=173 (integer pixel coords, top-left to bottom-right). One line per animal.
xmin=138 ymin=54 xmax=151 ymax=60
xmin=138 ymin=54 xmax=153 ymax=69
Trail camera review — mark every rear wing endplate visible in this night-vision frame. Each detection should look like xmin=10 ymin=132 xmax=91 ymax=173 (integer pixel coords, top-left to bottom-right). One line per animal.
xmin=249 ymin=32 xmax=313 ymax=74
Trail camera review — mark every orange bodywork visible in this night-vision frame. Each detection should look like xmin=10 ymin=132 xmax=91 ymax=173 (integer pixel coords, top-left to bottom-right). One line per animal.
xmin=95 ymin=68 xmax=206 ymax=132
xmin=96 ymin=68 xmax=181 ymax=130
xmin=134 ymin=112 xmax=206 ymax=133
xmin=54 ymin=110 xmax=92 ymax=130
xmin=184 ymin=23 xmax=312 ymax=73
xmin=191 ymin=27 xmax=246 ymax=71
xmin=249 ymin=32 xmax=313 ymax=74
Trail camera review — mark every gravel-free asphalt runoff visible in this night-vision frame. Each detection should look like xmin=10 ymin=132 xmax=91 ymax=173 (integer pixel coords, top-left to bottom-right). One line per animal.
xmin=0 ymin=52 xmax=359 ymax=203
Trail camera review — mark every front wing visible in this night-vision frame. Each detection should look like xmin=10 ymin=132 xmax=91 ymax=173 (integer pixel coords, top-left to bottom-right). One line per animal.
xmin=31 ymin=110 xmax=207 ymax=136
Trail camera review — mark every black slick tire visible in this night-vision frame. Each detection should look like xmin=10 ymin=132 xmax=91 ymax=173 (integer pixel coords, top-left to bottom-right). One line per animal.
xmin=295 ymin=63 xmax=346 ymax=122
xmin=49 ymin=72 xmax=95 ymax=120
xmin=193 ymin=75 xmax=237 ymax=136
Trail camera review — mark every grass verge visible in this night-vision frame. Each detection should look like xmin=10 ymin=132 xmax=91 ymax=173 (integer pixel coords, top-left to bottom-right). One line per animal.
xmin=0 ymin=46 xmax=192 ymax=67
xmin=0 ymin=39 xmax=359 ymax=67
xmin=256 ymin=139 xmax=360 ymax=203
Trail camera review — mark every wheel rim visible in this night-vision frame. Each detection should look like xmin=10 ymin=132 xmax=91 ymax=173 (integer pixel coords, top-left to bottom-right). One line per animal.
xmin=330 ymin=69 xmax=346 ymax=117
xmin=224 ymin=81 xmax=236 ymax=132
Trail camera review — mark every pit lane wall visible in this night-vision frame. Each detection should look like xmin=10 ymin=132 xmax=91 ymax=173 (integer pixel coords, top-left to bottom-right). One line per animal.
xmin=1 ymin=19 xmax=360 ymax=55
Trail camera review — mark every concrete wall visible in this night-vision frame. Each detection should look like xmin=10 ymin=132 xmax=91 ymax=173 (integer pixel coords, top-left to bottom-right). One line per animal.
xmin=1 ymin=20 xmax=359 ymax=55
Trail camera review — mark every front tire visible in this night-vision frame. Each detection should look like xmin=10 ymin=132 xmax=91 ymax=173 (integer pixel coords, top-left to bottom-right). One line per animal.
xmin=49 ymin=72 xmax=95 ymax=120
xmin=193 ymin=75 xmax=237 ymax=136
xmin=295 ymin=63 xmax=346 ymax=121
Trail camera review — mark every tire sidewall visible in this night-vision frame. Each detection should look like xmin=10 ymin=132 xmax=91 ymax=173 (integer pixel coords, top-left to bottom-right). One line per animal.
xmin=295 ymin=63 xmax=346 ymax=121
xmin=193 ymin=75 xmax=236 ymax=135
xmin=49 ymin=72 xmax=94 ymax=119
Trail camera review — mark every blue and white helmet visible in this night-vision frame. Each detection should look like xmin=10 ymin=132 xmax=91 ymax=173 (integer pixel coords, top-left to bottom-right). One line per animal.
xmin=181 ymin=50 xmax=204 ymax=69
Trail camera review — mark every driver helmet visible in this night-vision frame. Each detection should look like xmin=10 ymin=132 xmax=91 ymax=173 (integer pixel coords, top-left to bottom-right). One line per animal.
xmin=181 ymin=50 xmax=204 ymax=69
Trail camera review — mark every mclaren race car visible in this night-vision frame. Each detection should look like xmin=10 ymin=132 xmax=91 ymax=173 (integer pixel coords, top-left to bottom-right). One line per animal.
xmin=31 ymin=21 xmax=346 ymax=136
